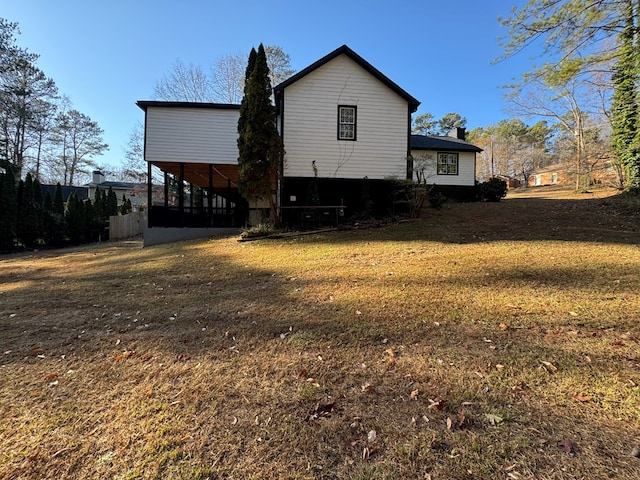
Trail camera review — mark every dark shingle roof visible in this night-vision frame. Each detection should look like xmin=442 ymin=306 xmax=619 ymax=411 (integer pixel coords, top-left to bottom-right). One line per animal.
xmin=410 ymin=135 xmax=483 ymax=153
xmin=40 ymin=185 xmax=88 ymax=202
xmin=274 ymin=45 xmax=420 ymax=112
xmin=136 ymin=101 xmax=240 ymax=112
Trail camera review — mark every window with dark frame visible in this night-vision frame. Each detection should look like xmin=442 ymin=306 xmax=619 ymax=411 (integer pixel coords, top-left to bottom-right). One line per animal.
xmin=338 ymin=105 xmax=356 ymax=141
xmin=437 ymin=152 xmax=458 ymax=175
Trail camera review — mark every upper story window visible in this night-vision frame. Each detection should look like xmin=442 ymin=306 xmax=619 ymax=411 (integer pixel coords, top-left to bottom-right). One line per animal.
xmin=338 ymin=105 xmax=357 ymax=141
xmin=437 ymin=153 xmax=459 ymax=175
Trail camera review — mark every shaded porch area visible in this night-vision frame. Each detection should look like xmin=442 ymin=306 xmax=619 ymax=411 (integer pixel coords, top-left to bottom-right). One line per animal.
xmin=147 ymin=161 xmax=248 ymax=229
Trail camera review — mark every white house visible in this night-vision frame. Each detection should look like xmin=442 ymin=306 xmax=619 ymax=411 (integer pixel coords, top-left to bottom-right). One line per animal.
xmin=137 ymin=45 xmax=481 ymax=239
xmin=410 ymin=130 xmax=482 ymax=200
xmin=87 ymin=170 xmax=148 ymax=210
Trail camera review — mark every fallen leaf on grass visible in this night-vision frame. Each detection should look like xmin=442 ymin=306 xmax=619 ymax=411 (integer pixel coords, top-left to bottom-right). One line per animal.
xmin=446 ymin=417 xmax=452 ymax=430
xmin=540 ymin=360 xmax=558 ymax=373
xmin=428 ymin=399 xmax=445 ymax=411
xmin=571 ymin=392 xmax=591 ymax=402
xmin=115 ymin=350 xmax=136 ymax=361
xmin=457 ymin=410 xmax=466 ymax=428
xmin=307 ymin=402 xmax=336 ymax=422
xmin=557 ymin=438 xmax=576 ymax=455
xmin=367 ymin=430 xmax=376 ymax=442
xmin=499 ymin=323 xmax=509 ymax=330
xmin=362 ymin=383 xmax=377 ymax=393
xmin=569 ymin=311 xmax=579 ymax=317
xmin=410 ymin=389 xmax=419 ymax=400
xmin=44 ymin=373 xmax=58 ymax=381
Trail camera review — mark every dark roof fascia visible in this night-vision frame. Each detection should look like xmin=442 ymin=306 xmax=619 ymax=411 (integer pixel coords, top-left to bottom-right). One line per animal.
xmin=136 ymin=101 xmax=241 ymax=112
xmin=410 ymin=135 xmax=483 ymax=153
xmin=273 ymin=45 xmax=420 ymax=112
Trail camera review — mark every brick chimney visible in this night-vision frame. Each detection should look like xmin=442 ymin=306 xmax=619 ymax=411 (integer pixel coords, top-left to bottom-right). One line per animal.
xmin=449 ymin=127 xmax=466 ymax=141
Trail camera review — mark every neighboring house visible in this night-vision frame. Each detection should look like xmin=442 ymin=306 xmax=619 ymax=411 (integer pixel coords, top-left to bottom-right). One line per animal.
xmin=87 ymin=171 xmax=149 ymax=210
xmin=410 ymin=130 xmax=482 ymax=200
xmin=527 ymin=157 xmax=620 ymax=188
xmin=137 ymin=45 xmax=481 ymax=242
xmin=494 ymin=175 xmax=521 ymax=189
xmin=40 ymin=184 xmax=88 ymax=203
xmin=527 ymin=163 xmax=568 ymax=187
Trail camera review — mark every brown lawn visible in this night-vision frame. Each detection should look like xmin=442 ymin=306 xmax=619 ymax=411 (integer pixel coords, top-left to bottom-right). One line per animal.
xmin=1 ymin=186 xmax=639 ymax=479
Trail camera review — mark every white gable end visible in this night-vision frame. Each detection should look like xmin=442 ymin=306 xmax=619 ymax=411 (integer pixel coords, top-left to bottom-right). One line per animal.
xmin=281 ymin=55 xmax=409 ymax=180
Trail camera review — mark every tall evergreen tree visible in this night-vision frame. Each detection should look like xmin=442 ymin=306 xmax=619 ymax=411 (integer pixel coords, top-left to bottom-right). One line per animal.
xmin=47 ymin=182 xmax=66 ymax=246
xmin=0 ymin=159 xmax=17 ymax=250
xmin=17 ymin=173 xmax=40 ymax=247
xmin=53 ymin=182 xmax=64 ymax=215
xmin=107 ymin=187 xmax=118 ymax=216
xmin=65 ymin=192 xmax=83 ymax=244
xmin=237 ymin=44 xmax=284 ymax=224
xmin=611 ymin=0 xmax=640 ymax=191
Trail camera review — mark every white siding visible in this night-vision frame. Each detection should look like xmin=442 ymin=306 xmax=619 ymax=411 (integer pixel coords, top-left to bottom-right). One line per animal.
xmin=411 ymin=150 xmax=476 ymax=186
xmin=145 ymin=107 xmax=239 ymax=165
xmin=281 ymin=55 xmax=409 ymax=180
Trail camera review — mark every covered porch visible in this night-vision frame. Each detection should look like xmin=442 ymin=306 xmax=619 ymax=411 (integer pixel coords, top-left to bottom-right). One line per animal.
xmin=147 ymin=161 xmax=248 ymax=229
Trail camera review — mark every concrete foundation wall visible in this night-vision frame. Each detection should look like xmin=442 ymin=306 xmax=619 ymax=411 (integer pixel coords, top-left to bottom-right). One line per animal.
xmin=143 ymin=227 xmax=240 ymax=247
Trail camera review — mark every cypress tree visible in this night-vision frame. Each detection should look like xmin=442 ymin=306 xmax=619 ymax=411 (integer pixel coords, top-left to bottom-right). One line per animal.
xmin=0 ymin=160 xmax=18 ymax=251
xmin=94 ymin=186 xmax=104 ymax=224
xmin=33 ymin=176 xmax=44 ymax=245
xmin=66 ymin=193 xmax=83 ymax=244
xmin=107 ymin=187 xmax=118 ymax=216
xmin=47 ymin=183 xmax=66 ymax=247
xmin=237 ymin=44 xmax=284 ymax=224
xmin=53 ymin=183 xmax=64 ymax=215
xmin=18 ymin=175 xmax=41 ymax=248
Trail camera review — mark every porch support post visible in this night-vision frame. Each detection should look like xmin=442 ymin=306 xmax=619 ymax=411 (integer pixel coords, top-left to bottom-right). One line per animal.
xmin=178 ymin=163 xmax=185 ymax=227
xmin=147 ymin=162 xmax=152 ymax=228
xmin=226 ymin=178 xmax=231 ymax=226
xmin=208 ymin=164 xmax=214 ymax=227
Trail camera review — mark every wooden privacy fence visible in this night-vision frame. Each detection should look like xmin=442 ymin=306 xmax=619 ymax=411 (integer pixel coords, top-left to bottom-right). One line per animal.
xmin=109 ymin=211 xmax=146 ymax=240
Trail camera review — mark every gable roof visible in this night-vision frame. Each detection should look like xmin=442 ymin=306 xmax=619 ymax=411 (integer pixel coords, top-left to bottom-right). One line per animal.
xmin=410 ymin=135 xmax=483 ymax=153
xmin=274 ymin=45 xmax=420 ymax=112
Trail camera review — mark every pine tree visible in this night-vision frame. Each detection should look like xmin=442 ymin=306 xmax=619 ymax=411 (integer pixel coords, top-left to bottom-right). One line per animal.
xmin=237 ymin=44 xmax=284 ymax=224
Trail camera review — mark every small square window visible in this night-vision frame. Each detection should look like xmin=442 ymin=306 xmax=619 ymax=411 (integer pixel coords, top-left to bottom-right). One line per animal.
xmin=338 ymin=105 xmax=356 ymax=141
xmin=437 ymin=152 xmax=458 ymax=175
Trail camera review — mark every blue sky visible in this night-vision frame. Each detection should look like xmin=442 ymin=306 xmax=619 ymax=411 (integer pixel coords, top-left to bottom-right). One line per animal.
xmin=4 ymin=0 xmax=531 ymax=169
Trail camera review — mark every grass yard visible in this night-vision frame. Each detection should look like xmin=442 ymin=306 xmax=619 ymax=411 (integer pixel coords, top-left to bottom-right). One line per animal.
xmin=1 ymin=186 xmax=639 ymax=479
